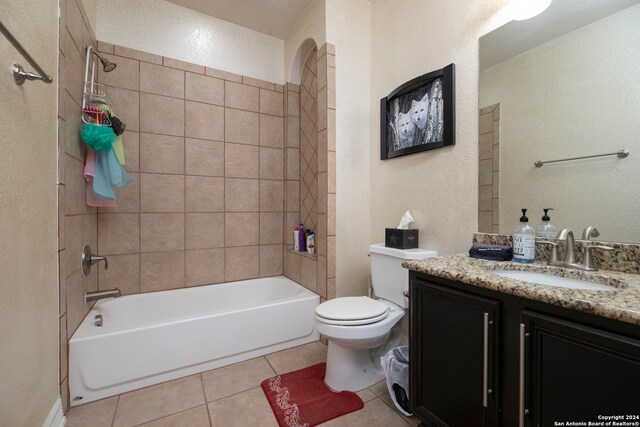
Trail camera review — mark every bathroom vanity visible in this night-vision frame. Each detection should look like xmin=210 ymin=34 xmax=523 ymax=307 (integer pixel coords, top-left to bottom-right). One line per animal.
xmin=405 ymin=255 xmax=640 ymax=427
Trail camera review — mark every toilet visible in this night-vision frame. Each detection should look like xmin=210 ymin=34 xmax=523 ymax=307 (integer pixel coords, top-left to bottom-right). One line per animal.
xmin=315 ymin=243 xmax=438 ymax=392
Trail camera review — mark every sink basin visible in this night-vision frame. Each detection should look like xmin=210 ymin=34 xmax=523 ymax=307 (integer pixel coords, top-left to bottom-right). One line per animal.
xmin=489 ymin=270 xmax=618 ymax=292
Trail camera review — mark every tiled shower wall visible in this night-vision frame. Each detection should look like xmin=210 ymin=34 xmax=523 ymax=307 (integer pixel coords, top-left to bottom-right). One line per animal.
xmin=93 ymin=42 xmax=285 ymax=295
xmin=478 ymin=103 xmax=500 ymax=233
xmin=299 ymin=48 xmax=319 ymax=232
xmin=58 ymin=0 xmax=98 ymax=411
xmin=284 ymin=44 xmax=336 ymax=301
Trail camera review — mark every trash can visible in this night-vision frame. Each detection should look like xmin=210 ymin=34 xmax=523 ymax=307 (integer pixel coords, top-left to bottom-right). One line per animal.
xmin=381 ymin=346 xmax=411 ymax=416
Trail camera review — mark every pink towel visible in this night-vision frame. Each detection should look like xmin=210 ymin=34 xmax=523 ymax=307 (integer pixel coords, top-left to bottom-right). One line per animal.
xmin=84 ymin=147 xmax=118 ymax=208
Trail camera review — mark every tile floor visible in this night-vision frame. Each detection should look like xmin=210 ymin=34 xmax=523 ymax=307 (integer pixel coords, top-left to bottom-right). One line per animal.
xmin=66 ymin=342 xmax=419 ymax=427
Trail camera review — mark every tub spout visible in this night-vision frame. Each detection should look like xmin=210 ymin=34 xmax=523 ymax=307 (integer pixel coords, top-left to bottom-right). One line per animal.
xmin=85 ymin=288 xmax=121 ymax=303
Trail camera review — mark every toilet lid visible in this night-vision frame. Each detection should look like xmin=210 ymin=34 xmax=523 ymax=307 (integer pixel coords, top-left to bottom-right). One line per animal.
xmin=315 ymin=296 xmax=389 ymax=321
xmin=315 ymin=311 xmax=389 ymax=326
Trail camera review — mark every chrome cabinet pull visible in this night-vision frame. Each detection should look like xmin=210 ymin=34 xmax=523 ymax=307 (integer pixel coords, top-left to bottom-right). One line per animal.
xmin=519 ymin=323 xmax=526 ymax=427
xmin=483 ymin=312 xmax=489 ymax=408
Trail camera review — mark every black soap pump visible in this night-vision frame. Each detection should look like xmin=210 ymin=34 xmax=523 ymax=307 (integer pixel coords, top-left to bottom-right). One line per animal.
xmin=536 ymin=208 xmax=557 ymax=238
xmin=513 ymin=208 xmax=535 ymax=264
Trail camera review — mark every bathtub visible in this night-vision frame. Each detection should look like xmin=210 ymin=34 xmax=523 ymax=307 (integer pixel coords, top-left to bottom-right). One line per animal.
xmin=69 ymin=276 xmax=319 ymax=406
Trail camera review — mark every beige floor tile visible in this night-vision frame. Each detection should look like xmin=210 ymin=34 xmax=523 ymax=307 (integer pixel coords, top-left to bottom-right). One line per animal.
xmin=369 ymin=379 xmax=389 ymax=397
xmin=137 ymin=405 xmax=211 ymax=427
xmin=66 ymin=396 xmax=118 ymax=427
xmin=202 ymin=357 xmax=275 ymax=402
xmin=207 ymin=387 xmax=278 ymax=427
xmin=379 ymin=393 xmax=420 ymax=426
xmin=113 ymin=375 xmax=205 ymax=427
xmin=318 ymin=397 xmax=410 ymax=427
xmin=356 ymin=387 xmax=378 ymax=403
xmin=265 ymin=342 xmax=327 ymax=375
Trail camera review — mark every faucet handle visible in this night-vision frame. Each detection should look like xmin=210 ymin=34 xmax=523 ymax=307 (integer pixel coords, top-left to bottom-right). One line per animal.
xmin=81 ymin=245 xmax=109 ymax=275
xmin=535 ymin=240 xmax=560 ymax=264
xmin=581 ymin=244 xmax=614 ymax=271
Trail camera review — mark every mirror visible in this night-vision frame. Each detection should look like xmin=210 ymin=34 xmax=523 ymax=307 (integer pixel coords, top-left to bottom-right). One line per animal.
xmin=478 ymin=0 xmax=640 ymax=243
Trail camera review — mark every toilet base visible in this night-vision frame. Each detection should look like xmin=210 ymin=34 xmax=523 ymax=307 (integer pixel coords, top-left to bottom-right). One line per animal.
xmin=324 ymin=340 xmax=385 ymax=392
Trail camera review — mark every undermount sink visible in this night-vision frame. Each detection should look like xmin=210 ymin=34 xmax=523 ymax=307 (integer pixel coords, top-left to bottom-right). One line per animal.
xmin=489 ymin=270 xmax=618 ymax=292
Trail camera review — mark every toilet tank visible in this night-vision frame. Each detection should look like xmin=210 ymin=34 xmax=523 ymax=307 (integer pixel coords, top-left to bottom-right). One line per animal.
xmin=369 ymin=243 xmax=438 ymax=308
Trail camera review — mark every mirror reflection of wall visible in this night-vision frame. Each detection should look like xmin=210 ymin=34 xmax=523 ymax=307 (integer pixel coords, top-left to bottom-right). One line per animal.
xmin=479 ymin=0 xmax=640 ymax=243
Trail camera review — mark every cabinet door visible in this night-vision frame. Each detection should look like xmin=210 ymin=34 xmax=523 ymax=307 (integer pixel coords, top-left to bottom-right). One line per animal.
xmin=410 ymin=280 xmax=500 ymax=427
xmin=522 ymin=311 xmax=640 ymax=427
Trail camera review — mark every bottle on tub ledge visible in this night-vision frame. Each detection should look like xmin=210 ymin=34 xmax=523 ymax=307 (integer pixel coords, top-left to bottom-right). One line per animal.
xmin=513 ymin=208 xmax=536 ymax=264
xmin=298 ymin=224 xmax=306 ymax=252
xmin=293 ymin=225 xmax=300 ymax=251
xmin=307 ymin=231 xmax=315 ymax=254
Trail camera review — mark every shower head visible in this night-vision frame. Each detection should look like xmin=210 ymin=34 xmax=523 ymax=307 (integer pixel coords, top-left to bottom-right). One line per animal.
xmin=89 ymin=48 xmax=117 ymax=72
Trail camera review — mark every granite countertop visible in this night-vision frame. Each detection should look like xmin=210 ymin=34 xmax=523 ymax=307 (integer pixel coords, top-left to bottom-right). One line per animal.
xmin=403 ymin=255 xmax=640 ymax=325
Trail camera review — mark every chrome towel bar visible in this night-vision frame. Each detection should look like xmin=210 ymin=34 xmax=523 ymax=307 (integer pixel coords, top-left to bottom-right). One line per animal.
xmin=534 ymin=149 xmax=629 ymax=168
xmin=0 ymin=20 xmax=53 ymax=85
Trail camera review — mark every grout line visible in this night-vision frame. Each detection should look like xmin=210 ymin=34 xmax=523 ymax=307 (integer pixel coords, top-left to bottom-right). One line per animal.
xmin=110 ymin=395 xmax=120 ymax=427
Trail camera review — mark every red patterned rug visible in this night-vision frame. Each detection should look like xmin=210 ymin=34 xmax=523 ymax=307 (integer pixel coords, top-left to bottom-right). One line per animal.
xmin=261 ymin=363 xmax=364 ymax=427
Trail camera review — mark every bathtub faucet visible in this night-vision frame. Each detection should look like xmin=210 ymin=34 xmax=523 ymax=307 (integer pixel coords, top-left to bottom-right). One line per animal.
xmin=85 ymin=288 xmax=121 ymax=303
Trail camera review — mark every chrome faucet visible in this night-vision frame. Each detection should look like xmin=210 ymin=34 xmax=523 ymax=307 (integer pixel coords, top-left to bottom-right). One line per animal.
xmin=582 ymin=226 xmax=600 ymax=240
xmin=85 ymin=288 xmax=121 ymax=303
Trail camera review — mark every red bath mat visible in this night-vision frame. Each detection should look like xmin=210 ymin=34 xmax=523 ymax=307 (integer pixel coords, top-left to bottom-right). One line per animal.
xmin=261 ymin=363 xmax=364 ymax=427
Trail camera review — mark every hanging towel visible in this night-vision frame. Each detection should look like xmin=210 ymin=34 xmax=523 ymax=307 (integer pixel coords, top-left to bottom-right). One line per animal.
xmin=112 ymin=135 xmax=126 ymax=165
xmin=84 ymin=147 xmax=118 ymax=208
xmin=93 ymin=147 xmax=133 ymax=201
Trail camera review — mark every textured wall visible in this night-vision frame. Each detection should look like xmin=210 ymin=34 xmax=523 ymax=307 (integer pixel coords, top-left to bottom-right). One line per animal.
xmin=480 ymin=5 xmax=640 ymax=242
xmin=95 ymin=0 xmax=284 ymax=84
xmin=0 ymin=0 xmax=59 ymax=424
xmin=370 ymin=0 xmax=512 ymax=257
xmin=92 ymin=42 xmax=285 ymax=295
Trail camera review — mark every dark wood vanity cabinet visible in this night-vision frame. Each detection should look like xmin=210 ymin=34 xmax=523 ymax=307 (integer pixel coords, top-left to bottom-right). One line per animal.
xmin=409 ymin=271 xmax=640 ymax=427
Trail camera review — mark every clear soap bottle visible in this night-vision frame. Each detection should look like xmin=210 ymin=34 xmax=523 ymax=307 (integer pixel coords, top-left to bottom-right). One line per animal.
xmin=513 ymin=208 xmax=536 ymax=264
xmin=536 ymin=208 xmax=557 ymax=238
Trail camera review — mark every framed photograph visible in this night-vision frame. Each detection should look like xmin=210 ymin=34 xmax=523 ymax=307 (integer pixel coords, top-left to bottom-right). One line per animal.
xmin=380 ymin=63 xmax=456 ymax=160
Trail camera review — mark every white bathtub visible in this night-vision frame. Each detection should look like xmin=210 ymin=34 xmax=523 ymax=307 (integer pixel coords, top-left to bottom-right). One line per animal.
xmin=69 ymin=276 xmax=319 ymax=406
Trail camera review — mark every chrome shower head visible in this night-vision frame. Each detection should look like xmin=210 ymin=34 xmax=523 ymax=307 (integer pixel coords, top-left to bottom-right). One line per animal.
xmin=89 ymin=48 xmax=117 ymax=72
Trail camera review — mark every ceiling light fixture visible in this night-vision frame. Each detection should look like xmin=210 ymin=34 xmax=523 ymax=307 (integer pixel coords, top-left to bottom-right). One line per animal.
xmin=514 ymin=0 xmax=552 ymax=20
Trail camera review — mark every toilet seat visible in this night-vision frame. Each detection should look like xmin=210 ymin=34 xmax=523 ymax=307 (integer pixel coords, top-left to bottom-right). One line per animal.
xmin=315 ymin=296 xmax=389 ymax=326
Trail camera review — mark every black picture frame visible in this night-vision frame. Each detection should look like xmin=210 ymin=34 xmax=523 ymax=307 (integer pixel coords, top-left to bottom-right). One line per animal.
xmin=380 ymin=63 xmax=456 ymax=160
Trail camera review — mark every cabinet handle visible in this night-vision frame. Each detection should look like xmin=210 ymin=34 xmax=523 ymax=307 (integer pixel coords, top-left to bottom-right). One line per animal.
xmin=519 ymin=323 xmax=526 ymax=427
xmin=483 ymin=312 xmax=489 ymax=408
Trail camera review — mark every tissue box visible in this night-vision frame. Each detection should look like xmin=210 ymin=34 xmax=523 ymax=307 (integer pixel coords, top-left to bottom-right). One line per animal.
xmin=385 ymin=228 xmax=419 ymax=249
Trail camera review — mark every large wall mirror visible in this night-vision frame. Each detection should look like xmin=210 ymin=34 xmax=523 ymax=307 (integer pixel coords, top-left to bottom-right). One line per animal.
xmin=478 ymin=0 xmax=640 ymax=243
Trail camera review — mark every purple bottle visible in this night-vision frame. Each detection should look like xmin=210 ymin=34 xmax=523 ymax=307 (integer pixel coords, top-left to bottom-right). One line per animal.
xmin=298 ymin=224 xmax=306 ymax=251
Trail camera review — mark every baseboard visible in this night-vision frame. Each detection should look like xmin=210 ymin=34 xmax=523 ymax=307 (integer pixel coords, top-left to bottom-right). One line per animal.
xmin=43 ymin=397 xmax=66 ymax=427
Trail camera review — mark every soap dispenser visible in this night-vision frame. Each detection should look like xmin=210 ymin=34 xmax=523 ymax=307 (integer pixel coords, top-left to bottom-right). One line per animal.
xmin=513 ymin=208 xmax=536 ymax=264
xmin=536 ymin=208 xmax=557 ymax=238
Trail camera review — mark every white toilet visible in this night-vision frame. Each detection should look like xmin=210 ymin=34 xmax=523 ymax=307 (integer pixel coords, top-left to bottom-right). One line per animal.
xmin=315 ymin=243 xmax=437 ymax=392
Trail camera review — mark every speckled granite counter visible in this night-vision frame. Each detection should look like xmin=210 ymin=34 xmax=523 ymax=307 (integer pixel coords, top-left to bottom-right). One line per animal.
xmin=403 ymin=255 xmax=640 ymax=325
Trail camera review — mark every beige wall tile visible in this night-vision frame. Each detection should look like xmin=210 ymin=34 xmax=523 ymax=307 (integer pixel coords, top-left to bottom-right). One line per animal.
xmin=260 ymin=213 xmax=283 ymax=245
xmin=225 ymin=178 xmax=259 ymax=212
xmin=59 ymin=250 xmax=67 ymax=314
xmin=284 ymin=213 xmax=300 ymax=246
xmin=140 ymin=251 xmax=185 ymax=292
xmin=286 ymin=83 xmax=300 ymax=93
xmin=318 ymin=129 xmax=328 ymax=173
xmin=186 ymin=213 xmax=224 ymax=249
xmin=328 ymin=151 xmax=336 ymax=194
xmin=493 ymin=172 xmax=500 ymax=199
xmin=317 ymin=255 xmax=327 ymax=299
xmin=479 ymin=158 xmax=492 ymax=186
xmin=327 ymin=54 xmax=335 ymax=68
xmin=286 ymin=91 xmax=299 ymax=117
xmin=327 ymin=66 xmax=336 ymax=109
xmin=98 ymin=53 xmax=139 ymax=91
xmin=63 ymin=31 xmax=84 ymax=106
xmin=65 ymin=0 xmax=92 ymax=59
xmin=140 ymin=213 xmax=185 ymax=252
xmin=140 ymin=134 xmax=185 ymax=174
xmin=285 ymin=180 xmax=299 ymax=212
xmin=285 ymin=251 xmax=301 ymax=283
xmin=225 ymin=108 xmax=259 ymax=146
xmin=327 ymin=110 xmax=336 ymax=151
xmin=185 ymin=176 xmax=224 ymax=212
xmin=98 ymin=213 xmax=139 ymax=255
xmin=65 ymin=270 xmax=87 ymax=338
xmin=140 ymin=93 xmax=184 ymax=136
xmin=493 ymin=144 xmax=500 ymax=171
xmin=225 ymin=213 xmax=259 ymax=247
xmin=186 ymin=73 xmax=224 ymax=106
xmin=275 ymin=84 xmax=284 ymax=93
xmin=186 ymin=248 xmax=224 ymax=286
xmin=140 ymin=174 xmax=185 ymax=212
xmin=478 ymin=211 xmax=493 ymax=233
xmin=63 ymin=92 xmax=83 ymax=160
xmin=97 ymin=253 xmax=140 ymax=295
xmin=479 ymin=185 xmax=493 ymax=211
xmin=64 ymin=215 xmax=81 ymax=278
xmin=317 ymin=53 xmax=327 ymax=90
xmin=206 ymin=67 xmax=242 ymax=83
xmin=112 ymin=374 xmax=202 ymax=426
xmin=316 ymin=214 xmax=326 ymax=256
xmin=65 ymin=156 xmax=92 ymax=215
xmin=327 ymin=277 xmax=335 ymax=299
xmin=225 ymin=81 xmax=259 ymax=112
xmin=186 ymin=139 xmax=224 ymax=176
xmin=97 ymin=41 xmax=114 ymax=54
xmin=185 ymin=101 xmax=224 ymax=141
xmin=225 ymin=246 xmax=259 ymax=281
xmin=260 ymin=115 xmax=284 ymax=148
xmin=286 ymin=148 xmax=299 ymax=180
xmin=59 ymin=314 xmax=67 ymax=382
xmin=286 ymin=116 xmax=299 ymax=148
xmin=98 ymin=172 xmax=140 ymax=213
xmin=109 ymin=86 xmax=140 ymax=132
xmin=140 ymin=62 xmax=185 ymax=98
xmin=260 ymin=147 xmax=283 ymax=180
xmin=328 ymin=194 xmax=336 ymax=236
xmin=163 ymin=57 xmax=205 ymax=74
xmin=225 ymin=143 xmax=259 ymax=178
xmin=479 ymin=132 xmax=492 ymax=160
xmin=260 ymin=180 xmax=284 ymax=212
xmin=479 ymin=112 xmax=493 ymax=134
xmin=327 ymin=236 xmax=336 ymax=278
xmin=242 ymin=76 xmax=275 ymax=90
xmin=114 ymin=45 xmax=162 ymax=64
xmin=300 ymin=257 xmax=318 ymax=293
xmin=259 ymin=89 xmax=283 ymax=117
xmin=58 ymin=188 xmax=65 ymax=250
xmin=260 ymin=245 xmax=283 ymax=277
xmin=122 ymin=131 xmax=140 ymax=173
